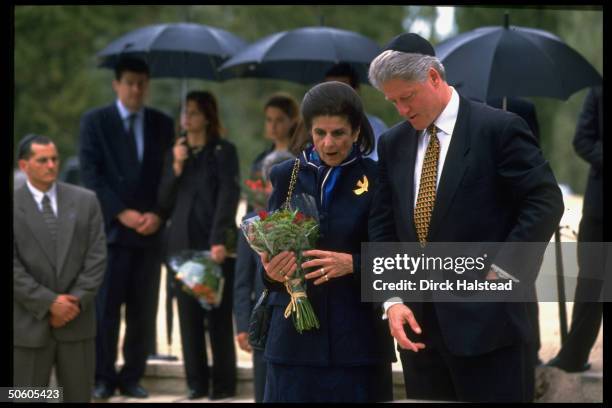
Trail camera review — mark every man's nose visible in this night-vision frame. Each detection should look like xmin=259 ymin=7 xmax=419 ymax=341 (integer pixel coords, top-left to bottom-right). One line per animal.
xmin=397 ymin=103 xmax=411 ymax=117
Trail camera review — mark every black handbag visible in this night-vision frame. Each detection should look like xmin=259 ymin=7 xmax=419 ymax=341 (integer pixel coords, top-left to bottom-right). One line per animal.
xmin=248 ymin=289 xmax=271 ymax=351
xmin=247 ymin=158 xmax=301 ymax=351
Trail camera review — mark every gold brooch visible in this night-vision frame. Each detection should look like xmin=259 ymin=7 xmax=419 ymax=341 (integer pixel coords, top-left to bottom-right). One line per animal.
xmin=353 ymin=175 xmax=369 ymax=195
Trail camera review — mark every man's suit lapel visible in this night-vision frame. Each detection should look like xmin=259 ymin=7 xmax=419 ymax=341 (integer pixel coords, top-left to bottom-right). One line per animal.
xmin=16 ymin=186 xmax=57 ymax=268
xmin=394 ymin=125 xmax=419 ymax=241
xmin=56 ymin=183 xmax=77 ymax=275
xmin=140 ymin=108 xmax=154 ymax=176
xmin=428 ymin=96 xmax=471 ymax=241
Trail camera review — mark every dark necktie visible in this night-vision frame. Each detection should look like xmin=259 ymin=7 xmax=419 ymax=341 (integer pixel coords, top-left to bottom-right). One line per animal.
xmin=414 ymin=124 xmax=440 ymax=245
xmin=42 ymin=194 xmax=58 ymax=243
xmin=127 ymin=113 xmax=141 ymax=164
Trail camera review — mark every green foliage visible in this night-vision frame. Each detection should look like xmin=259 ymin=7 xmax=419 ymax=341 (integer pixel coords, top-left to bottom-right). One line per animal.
xmin=14 ymin=5 xmax=601 ymax=195
xmin=13 ymin=5 xmax=404 ymax=182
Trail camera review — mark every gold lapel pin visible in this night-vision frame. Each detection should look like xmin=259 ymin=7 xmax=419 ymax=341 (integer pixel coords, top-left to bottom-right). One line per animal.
xmin=353 ymin=175 xmax=369 ymax=195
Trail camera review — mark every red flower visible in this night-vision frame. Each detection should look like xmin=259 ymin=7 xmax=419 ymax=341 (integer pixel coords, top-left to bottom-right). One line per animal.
xmin=258 ymin=210 xmax=268 ymax=220
xmin=293 ymin=212 xmax=305 ymax=224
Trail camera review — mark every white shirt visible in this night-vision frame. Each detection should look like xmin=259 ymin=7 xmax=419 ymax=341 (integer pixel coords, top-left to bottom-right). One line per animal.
xmin=116 ymin=99 xmax=145 ymax=162
xmin=382 ymin=87 xmax=517 ymax=318
xmin=26 ymin=180 xmax=58 ymax=217
xmin=413 ymin=87 xmax=459 ymax=207
xmin=383 ymin=87 xmax=459 ymax=318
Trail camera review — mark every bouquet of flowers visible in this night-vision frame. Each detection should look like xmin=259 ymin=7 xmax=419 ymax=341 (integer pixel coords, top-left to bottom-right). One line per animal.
xmin=167 ymin=250 xmax=224 ymax=310
xmin=243 ymin=177 xmax=273 ymax=210
xmin=240 ymin=193 xmax=320 ymax=333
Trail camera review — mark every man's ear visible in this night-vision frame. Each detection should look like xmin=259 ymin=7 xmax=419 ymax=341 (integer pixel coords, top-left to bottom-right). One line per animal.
xmin=18 ymin=159 xmax=28 ymax=173
xmin=429 ymin=67 xmax=441 ymax=86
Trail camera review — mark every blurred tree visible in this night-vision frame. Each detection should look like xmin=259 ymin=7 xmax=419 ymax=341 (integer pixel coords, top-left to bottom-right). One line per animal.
xmin=17 ymin=5 xmax=599 ymax=193
xmin=13 ymin=5 xmax=405 ymax=183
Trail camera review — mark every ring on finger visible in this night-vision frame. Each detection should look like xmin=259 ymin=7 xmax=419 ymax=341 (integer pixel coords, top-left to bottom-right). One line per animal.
xmin=324 ymin=274 xmax=329 ymax=282
xmin=320 ymin=267 xmax=325 ymax=276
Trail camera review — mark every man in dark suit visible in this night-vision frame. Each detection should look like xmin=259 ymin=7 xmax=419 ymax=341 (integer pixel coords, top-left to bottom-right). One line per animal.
xmin=14 ymin=134 xmax=106 ymax=402
xmin=79 ymin=57 xmax=174 ymax=399
xmin=368 ymin=33 xmax=564 ymax=402
xmin=547 ymin=86 xmax=603 ymax=372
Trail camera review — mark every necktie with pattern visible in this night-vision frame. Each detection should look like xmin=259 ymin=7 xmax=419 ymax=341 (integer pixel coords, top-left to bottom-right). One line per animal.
xmin=414 ymin=124 xmax=440 ymax=245
xmin=42 ymin=194 xmax=58 ymax=243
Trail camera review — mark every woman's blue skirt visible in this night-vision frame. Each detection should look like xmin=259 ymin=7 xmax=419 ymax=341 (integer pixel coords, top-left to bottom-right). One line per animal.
xmin=263 ymin=362 xmax=393 ymax=402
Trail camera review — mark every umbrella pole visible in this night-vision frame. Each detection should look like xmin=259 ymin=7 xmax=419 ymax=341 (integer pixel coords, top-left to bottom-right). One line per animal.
xmin=554 ymin=227 xmax=569 ymax=345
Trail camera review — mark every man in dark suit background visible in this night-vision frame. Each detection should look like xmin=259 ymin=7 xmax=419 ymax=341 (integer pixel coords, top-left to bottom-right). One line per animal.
xmin=547 ymin=86 xmax=603 ymax=373
xmin=14 ymin=134 xmax=106 ymax=402
xmin=79 ymin=57 xmax=174 ymax=399
xmin=367 ymin=33 xmax=564 ymax=402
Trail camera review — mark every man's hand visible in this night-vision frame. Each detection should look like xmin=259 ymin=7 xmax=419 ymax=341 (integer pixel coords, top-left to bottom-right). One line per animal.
xmin=118 ymin=209 xmax=144 ymax=230
xmin=236 ymin=332 xmax=252 ymax=353
xmin=49 ymin=294 xmax=81 ymax=326
xmin=387 ymin=304 xmax=426 ymax=353
xmin=136 ymin=212 xmax=162 ymax=236
xmin=211 ymin=244 xmax=227 ymax=264
xmin=485 ymin=269 xmax=499 ymax=280
xmin=49 ymin=314 xmax=66 ymax=329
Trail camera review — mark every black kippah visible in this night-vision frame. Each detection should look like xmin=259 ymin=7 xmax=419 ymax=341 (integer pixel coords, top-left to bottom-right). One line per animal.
xmin=383 ymin=33 xmax=436 ymax=57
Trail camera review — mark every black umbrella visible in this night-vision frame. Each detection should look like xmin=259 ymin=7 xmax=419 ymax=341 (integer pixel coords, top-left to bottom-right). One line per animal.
xmin=97 ymin=22 xmax=247 ymax=81
xmin=218 ymin=26 xmax=381 ymax=85
xmin=434 ymin=15 xmax=602 ymax=102
xmin=436 ymin=14 xmax=602 ymax=343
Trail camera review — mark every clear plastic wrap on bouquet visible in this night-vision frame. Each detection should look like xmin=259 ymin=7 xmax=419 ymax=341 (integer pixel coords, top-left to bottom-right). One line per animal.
xmin=167 ymin=250 xmax=224 ymax=310
xmin=239 ymin=193 xmax=321 ymax=333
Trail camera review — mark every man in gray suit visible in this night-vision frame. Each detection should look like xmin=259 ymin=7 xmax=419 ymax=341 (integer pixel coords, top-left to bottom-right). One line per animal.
xmin=13 ymin=134 xmax=107 ymax=402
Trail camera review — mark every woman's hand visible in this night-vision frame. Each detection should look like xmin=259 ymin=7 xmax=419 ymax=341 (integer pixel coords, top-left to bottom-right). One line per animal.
xmin=236 ymin=332 xmax=252 ymax=353
xmin=260 ymin=251 xmax=297 ymax=283
xmin=172 ymin=137 xmax=189 ymax=176
xmin=302 ymin=249 xmax=353 ymax=285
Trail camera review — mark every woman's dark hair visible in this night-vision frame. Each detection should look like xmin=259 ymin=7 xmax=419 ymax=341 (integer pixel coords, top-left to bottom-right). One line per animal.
xmin=264 ymin=92 xmax=300 ymax=139
xmin=186 ymin=90 xmax=225 ymax=143
xmin=299 ymin=81 xmax=374 ymax=155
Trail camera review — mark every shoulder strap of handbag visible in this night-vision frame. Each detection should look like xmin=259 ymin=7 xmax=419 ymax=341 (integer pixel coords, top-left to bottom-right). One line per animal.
xmin=283 ymin=158 xmax=301 ymax=210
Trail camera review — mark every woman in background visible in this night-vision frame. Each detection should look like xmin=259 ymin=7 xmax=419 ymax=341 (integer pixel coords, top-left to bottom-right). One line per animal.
xmin=233 ymin=92 xmax=300 ymax=402
xmin=158 ymin=90 xmax=240 ymax=400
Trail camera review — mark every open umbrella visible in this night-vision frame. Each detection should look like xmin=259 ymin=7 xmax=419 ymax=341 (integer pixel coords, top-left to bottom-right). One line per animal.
xmin=434 ymin=14 xmax=602 ymax=103
xmin=97 ymin=22 xmax=247 ymax=81
xmin=218 ymin=26 xmax=381 ymax=85
xmin=435 ymin=14 xmax=602 ymax=343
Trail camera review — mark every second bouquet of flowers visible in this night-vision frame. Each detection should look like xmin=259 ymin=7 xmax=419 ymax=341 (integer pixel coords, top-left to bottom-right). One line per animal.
xmin=241 ymin=193 xmax=320 ymax=333
xmin=167 ymin=250 xmax=224 ymax=310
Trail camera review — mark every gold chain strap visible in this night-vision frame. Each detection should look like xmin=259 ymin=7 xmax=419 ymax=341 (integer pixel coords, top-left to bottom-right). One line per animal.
xmin=283 ymin=158 xmax=301 ymax=210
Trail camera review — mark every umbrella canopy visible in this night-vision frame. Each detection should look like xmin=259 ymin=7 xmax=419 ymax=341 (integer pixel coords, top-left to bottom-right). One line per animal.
xmin=218 ymin=26 xmax=381 ymax=85
xmin=97 ymin=23 xmax=248 ymax=80
xmin=434 ymin=22 xmax=602 ymax=101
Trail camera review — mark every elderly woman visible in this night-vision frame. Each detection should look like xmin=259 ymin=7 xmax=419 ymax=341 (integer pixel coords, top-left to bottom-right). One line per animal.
xmin=259 ymin=81 xmax=396 ymax=402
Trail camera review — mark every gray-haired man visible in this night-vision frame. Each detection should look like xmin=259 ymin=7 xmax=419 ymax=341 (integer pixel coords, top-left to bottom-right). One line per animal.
xmin=368 ymin=33 xmax=563 ymax=402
